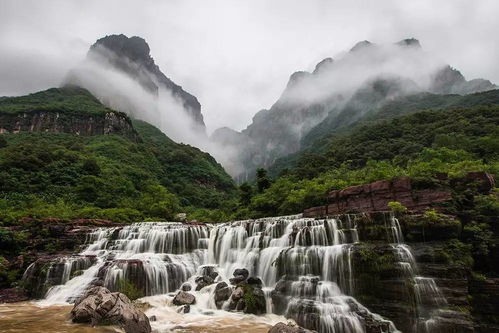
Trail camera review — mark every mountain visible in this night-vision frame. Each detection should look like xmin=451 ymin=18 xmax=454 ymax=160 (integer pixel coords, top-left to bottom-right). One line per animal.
xmin=0 ymin=87 xmax=235 ymax=222
xmin=65 ymin=34 xmax=206 ymax=141
xmin=212 ymin=38 xmax=497 ymax=180
xmin=270 ymin=89 xmax=499 ymax=177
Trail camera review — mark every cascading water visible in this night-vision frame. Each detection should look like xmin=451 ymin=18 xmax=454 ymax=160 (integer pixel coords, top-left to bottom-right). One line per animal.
xmin=27 ymin=214 xmax=452 ymax=332
xmin=389 ymin=215 xmax=447 ymax=332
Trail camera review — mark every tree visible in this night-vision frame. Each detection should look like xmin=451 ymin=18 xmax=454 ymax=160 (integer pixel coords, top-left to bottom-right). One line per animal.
xmin=82 ymin=158 xmax=101 ymax=175
xmin=239 ymin=182 xmax=253 ymax=206
xmin=0 ymin=136 xmax=7 ymax=148
xmin=256 ymin=168 xmax=271 ymax=193
xmin=138 ymin=185 xmax=180 ymax=220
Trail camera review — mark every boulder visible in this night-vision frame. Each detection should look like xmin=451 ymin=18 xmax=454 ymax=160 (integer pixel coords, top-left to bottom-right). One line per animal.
xmin=228 ymin=285 xmax=266 ymax=315
xmin=233 ymin=268 xmax=249 ymax=279
xmin=200 ymin=266 xmax=219 ymax=280
xmin=229 ymin=275 xmax=247 ymax=285
xmin=195 ymin=275 xmax=214 ymax=291
xmin=172 ymin=291 xmax=196 ymax=306
xmin=177 ymin=304 xmax=190 ymax=313
xmin=214 ymin=282 xmax=232 ymax=308
xmin=70 ymin=286 xmax=151 ymax=333
xmin=181 ymin=283 xmax=192 ymax=291
xmin=247 ymin=277 xmax=263 ymax=287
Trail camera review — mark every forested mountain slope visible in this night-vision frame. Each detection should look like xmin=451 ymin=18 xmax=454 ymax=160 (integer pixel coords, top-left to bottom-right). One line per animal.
xmin=0 ymin=88 xmax=235 ymax=223
xmin=270 ymin=89 xmax=499 ymax=177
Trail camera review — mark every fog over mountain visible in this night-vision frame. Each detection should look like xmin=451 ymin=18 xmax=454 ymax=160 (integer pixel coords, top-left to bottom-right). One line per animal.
xmin=1 ymin=0 xmax=499 ymax=177
xmin=1 ymin=0 xmax=499 ymax=132
xmin=211 ymin=39 xmax=496 ymax=179
xmin=65 ymin=34 xmax=207 ymax=145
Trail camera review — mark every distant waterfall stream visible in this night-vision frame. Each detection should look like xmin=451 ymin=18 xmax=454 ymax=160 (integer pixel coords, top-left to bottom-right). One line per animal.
xmin=22 ymin=214 xmax=449 ymax=332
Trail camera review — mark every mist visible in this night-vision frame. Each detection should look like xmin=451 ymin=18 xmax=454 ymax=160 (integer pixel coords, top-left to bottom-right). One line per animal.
xmin=1 ymin=0 xmax=499 ymax=133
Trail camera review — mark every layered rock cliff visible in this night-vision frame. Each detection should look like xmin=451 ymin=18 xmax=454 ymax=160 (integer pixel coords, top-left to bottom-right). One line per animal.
xmin=304 ymin=172 xmax=495 ymax=217
xmin=302 ymin=172 xmax=499 ymax=332
xmin=0 ymin=87 xmax=138 ymax=140
xmin=0 ymin=110 xmax=137 ymax=140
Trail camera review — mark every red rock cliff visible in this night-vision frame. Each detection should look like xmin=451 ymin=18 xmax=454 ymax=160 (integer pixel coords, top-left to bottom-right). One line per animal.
xmin=304 ymin=172 xmax=495 ymax=217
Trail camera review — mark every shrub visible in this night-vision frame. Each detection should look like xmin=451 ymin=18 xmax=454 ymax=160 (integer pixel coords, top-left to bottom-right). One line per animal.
xmin=388 ymin=201 xmax=408 ymax=214
xmin=117 ymin=280 xmax=142 ymax=300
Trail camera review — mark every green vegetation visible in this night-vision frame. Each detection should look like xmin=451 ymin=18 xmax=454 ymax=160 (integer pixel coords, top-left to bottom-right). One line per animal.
xmin=388 ymin=201 xmax=408 ymax=214
xmin=117 ymin=280 xmax=142 ymax=300
xmin=235 ymin=105 xmax=498 ymax=219
xmin=301 ymin=89 xmax=499 ymax=153
xmin=0 ymin=88 xmax=236 ymax=225
xmin=0 ymin=129 xmax=234 ymax=223
xmin=0 ymin=87 xmax=116 ymax=115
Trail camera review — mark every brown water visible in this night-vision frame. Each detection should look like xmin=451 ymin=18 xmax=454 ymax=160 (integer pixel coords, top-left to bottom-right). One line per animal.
xmin=0 ymin=302 xmax=119 ymax=333
xmin=0 ymin=300 xmax=282 ymax=333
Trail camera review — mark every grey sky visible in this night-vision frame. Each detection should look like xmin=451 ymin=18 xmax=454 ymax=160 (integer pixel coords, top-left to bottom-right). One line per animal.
xmin=1 ymin=0 xmax=498 ymax=133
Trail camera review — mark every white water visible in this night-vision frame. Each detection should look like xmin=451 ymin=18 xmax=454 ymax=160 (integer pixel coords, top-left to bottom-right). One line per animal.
xmin=390 ymin=215 xmax=447 ymax=332
xmin=29 ymin=215 xmax=453 ymax=332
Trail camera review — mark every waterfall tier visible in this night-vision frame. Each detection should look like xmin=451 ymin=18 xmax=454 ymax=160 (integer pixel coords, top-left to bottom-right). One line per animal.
xmin=23 ymin=214 xmax=453 ymax=333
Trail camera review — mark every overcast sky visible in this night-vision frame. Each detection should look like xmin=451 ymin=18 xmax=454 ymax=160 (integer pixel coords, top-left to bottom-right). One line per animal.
xmin=1 ymin=0 xmax=498 ymax=133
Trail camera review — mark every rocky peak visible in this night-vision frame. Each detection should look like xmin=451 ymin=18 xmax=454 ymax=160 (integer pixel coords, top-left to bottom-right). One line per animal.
xmin=90 ymin=34 xmax=153 ymax=68
xmin=350 ymin=40 xmax=374 ymax=52
xmin=395 ymin=38 xmax=421 ymax=48
xmin=76 ymin=34 xmax=206 ymax=131
xmin=430 ymin=65 xmax=496 ymax=95
xmin=313 ymin=57 xmax=334 ymax=75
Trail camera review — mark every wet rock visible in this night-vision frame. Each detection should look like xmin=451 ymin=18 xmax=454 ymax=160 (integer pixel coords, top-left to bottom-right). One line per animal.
xmin=201 ymin=266 xmax=219 ymax=280
xmin=231 ymin=287 xmax=244 ymax=301
xmin=177 ymin=304 xmax=190 ymax=314
xmin=214 ymin=282 xmax=232 ymax=309
xmin=181 ymin=283 xmax=192 ymax=291
xmin=228 ymin=285 xmax=266 ymax=315
xmin=271 ymin=279 xmax=292 ymax=314
xmin=195 ymin=275 xmax=214 ymax=291
xmin=229 ymin=275 xmax=247 ymax=285
xmin=233 ymin=268 xmax=249 ymax=279
xmin=71 ymin=286 xmax=151 ymax=333
xmin=285 ymin=299 xmax=320 ymax=331
xmin=268 ymin=322 xmax=315 ymax=333
xmin=247 ymin=277 xmax=263 ymax=287
xmin=172 ymin=291 xmax=196 ymax=306
xmin=0 ymin=288 xmax=29 ymax=303
xmin=148 ymin=315 xmax=157 ymax=322
xmin=92 ymin=279 xmax=104 ymax=287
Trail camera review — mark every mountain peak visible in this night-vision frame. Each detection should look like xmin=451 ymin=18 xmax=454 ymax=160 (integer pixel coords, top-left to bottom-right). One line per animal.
xmin=69 ymin=34 xmax=206 ymax=132
xmin=91 ymin=34 xmax=151 ymax=64
xmin=313 ymin=57 xmax=334 ymax=74
xmin=350 ymin=40 xmax=373 ymax=52
xmin=396 ymin=38 xmax=421 ymax=48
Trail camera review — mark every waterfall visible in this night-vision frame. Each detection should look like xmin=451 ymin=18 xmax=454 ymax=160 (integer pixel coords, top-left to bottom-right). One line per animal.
xmin=27 ymin=214 xmax=454 ymax=332
xmin=389 ymin=215 xmax=447 ymax=332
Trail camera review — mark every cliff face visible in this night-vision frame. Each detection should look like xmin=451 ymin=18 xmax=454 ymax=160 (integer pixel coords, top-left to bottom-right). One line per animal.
xmin=67 ymin=34 xmax=205 ymax=134
xmin=302 ymin=173 xmax=499 ymax=332
xmin=304 ymin=172 xmax=495 ymax=217
xmin=0 ymin=110 xmax=138 ymax=141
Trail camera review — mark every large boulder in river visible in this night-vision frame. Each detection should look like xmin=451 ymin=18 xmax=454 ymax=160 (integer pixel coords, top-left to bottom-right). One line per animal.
xmin=195 ymin=275 xmax=215 ymax=291
xmin=71 ymin=286 xmax=151 ymax=333
xmin=214 ymin=282 xmax=232 ymax=309
xmin=228 ymin=283 xmax=266 ymax=315
xmin=172 ymin=291 xmax=196 ymax=306
xmin=200 ymin=265 xmax=219 ymax=280
xmin=229 ymin=268 xmax=249 ymax=285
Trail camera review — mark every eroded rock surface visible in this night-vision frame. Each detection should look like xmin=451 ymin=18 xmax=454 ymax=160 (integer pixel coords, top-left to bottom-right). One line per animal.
xmin=70 ymin=286 xmax=151 ymax=333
